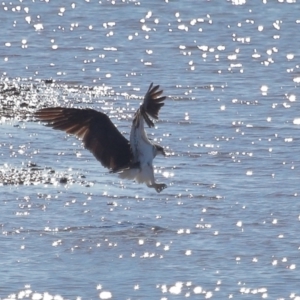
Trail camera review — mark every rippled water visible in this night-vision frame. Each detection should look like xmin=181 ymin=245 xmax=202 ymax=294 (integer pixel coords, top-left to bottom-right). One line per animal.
xmin=1 ymin=0 xmax=300 ymax=299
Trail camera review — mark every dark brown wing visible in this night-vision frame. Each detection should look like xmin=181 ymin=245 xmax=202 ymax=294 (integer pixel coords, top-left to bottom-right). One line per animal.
xmin=35 ymin=107 xmax=132 ymax=171
xmin=139 ymin=83 xmax=166 ymax=128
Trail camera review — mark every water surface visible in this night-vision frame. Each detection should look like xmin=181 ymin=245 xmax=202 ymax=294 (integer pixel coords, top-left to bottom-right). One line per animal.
xmin=1 ymin=0 xmax=300 ymax=299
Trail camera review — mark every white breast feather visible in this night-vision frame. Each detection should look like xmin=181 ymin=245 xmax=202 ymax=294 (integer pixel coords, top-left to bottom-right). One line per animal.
xmin=118 ymin=112 xmax=155 ymax=185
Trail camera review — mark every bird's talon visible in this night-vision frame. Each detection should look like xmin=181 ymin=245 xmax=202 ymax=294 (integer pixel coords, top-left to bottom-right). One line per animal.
xmin=155 ymin=183 xmax=167 ymax=193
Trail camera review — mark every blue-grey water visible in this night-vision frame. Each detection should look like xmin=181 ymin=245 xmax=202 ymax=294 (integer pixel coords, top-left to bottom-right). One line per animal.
xmin=1 ymin=0 xmax=300 ymax=299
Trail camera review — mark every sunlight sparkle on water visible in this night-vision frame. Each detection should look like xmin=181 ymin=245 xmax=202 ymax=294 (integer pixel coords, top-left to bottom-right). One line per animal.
xmin=16 ymin=290 xmax=65 ymax=300
xmin=260 ymin=85 xmax=268 ymax=93
xmin=169 ymin=282 xmax=183 ymax=295
xmin=162 ymin=171 xmax=174 ymax=178
xmin=258 ymin=25 xmax=264 ymax=31
xmin=288 ymin=94 xmax=296 ymax=102
xmin=25 ymin=16 xmax=31 ymax=24
xmin=228 ymin=54 xmax=237 ymax=60
xmin=193 ymin=286 xmax=202 ymax=294
xmin=34 ymin=23 xmax=44 ymax=31
xmin=185 ymin=249 xmax=192 ymax=256
xmin=99 ymin=291 xmax=112 ymax=299
xmin=293 ymin=118 xmax=300 ymax=125
xmin=286 ymin=53 xmax=294 ymax=60
xmin=236 ymin=221 xmax=243 ymax=227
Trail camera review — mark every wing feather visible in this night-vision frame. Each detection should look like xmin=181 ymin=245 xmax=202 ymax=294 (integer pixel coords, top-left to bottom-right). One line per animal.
xmin=139 ymin=83 xmax=166 ymax=127
xmin=35 ymin=107 xmax=132 ymax=171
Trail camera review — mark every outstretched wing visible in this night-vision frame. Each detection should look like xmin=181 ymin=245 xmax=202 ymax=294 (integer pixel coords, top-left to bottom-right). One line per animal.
xmin=139 ymin=83 xmax=166 ymax=128
xmin=35 ymin=107 xmax=132 ymax=171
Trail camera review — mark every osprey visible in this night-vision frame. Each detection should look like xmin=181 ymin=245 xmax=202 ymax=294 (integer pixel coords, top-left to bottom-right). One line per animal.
xmin=35 ymin=83 xmax=167 ymax=193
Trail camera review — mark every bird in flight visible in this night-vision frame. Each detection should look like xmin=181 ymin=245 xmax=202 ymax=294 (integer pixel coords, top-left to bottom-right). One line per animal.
xmin=35 ymin=83 xmax=168 ymax=193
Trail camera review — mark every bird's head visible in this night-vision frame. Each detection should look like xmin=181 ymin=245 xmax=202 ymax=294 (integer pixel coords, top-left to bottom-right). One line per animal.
xmin=154 ymin=144 xmax=166 ymax=157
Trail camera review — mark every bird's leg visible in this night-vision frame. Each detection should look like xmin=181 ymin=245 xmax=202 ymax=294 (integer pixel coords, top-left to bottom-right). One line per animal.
xmin=145 ymin=164 xmax=167 ymax=193
xmin=147 ymin=182 xmax=167 ymax=193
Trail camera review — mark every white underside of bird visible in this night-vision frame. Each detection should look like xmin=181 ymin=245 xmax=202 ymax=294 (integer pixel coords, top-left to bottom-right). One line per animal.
xmin=118 ymin=109 xmax=166 ymax=193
